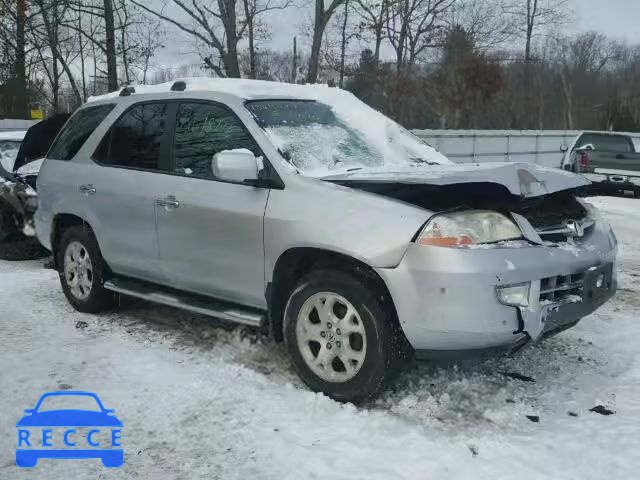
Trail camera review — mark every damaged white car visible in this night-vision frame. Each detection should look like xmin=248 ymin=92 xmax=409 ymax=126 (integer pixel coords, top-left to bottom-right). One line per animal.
xmin=34 ymin=79 xmax=617 ymax=402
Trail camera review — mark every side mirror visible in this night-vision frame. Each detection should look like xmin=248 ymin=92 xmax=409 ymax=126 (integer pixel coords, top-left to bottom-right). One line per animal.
xmin=560 ymin=144 xmax=569 ymax=153
xmin=212 ymin=149 xmax=260 ymax=184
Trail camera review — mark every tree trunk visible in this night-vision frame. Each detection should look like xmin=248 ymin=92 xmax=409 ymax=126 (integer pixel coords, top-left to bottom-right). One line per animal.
xmin=307 ymin=0 xmax=327 ymax=84
xmin=292 ymin=36 xmax=298 ymax=83
xmin=373 ymin=30 xmax=382 ymax=67
xmin=559 ymin=67 xmax=574 ymax=129
xmin=338 ymin=0 xmax=349 ymax=88
xmin=78 ymin=13 xmax=87 ymax=100
xmin=103 ymin=0 xmax=119 ymax=91
xmin=219 ymin=0 xmax=241 ymax=77
xmin=14 ymin=0 xmax=28 ymax=118
xmin=243 ymin=0 xmax=257 ymax=79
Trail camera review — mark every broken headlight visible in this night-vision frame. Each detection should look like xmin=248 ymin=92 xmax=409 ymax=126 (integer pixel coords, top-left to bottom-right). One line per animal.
xmin=416 ymin=210 xmax=522 ymax=247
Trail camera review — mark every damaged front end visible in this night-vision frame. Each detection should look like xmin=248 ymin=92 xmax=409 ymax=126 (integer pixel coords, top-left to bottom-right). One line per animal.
xmin=329 ymin=164 xmax=617 ymax=357
xmin=0 ymin=164 xmax=43 ymax=260
xmin=0 ymin=170 xmax=38 ymax=238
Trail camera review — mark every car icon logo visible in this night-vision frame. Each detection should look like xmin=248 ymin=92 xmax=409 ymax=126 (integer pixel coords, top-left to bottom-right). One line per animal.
xmin=15 ymin=391 xmax=123 ymax=468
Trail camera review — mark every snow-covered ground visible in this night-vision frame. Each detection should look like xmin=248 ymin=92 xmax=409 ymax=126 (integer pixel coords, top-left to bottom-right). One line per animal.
xmin=1 ymin=196 xmax=639 ymax=479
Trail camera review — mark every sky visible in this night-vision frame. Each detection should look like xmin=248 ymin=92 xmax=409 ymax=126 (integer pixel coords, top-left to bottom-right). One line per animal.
xmin=572 ymin=0 xmax=640 ymax=42
xmin=151 ymin=0 xmax=640 ymax=73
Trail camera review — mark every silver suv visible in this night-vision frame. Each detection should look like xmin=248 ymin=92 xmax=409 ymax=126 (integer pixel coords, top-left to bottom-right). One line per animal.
xmin=36 ymin=79 xmax=617 ymax=402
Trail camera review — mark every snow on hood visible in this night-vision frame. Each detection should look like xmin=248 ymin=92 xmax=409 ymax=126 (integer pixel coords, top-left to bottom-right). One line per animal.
xmin=322 ymin=162 xmax=590 ymax=198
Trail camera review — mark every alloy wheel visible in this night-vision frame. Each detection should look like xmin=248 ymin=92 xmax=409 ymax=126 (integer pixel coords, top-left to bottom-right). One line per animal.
xmin=295 ymin=292 xmax=367 ymax=383
xmin=64 ymin=241 xmax=93 ymax=300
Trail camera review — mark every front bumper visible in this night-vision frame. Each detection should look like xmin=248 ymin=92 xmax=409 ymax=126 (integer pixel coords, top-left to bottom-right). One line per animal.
xmin=376 ymin=218 xmax=617 ymax=355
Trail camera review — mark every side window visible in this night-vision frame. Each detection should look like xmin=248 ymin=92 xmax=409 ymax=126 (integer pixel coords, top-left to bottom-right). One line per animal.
xmin=48 ymin=104 xmax=115 ymax=160
xmin=95 ymin=102 xmax=168 ymax=170
xmin=172 ymin=102 xmax=258 ymax=179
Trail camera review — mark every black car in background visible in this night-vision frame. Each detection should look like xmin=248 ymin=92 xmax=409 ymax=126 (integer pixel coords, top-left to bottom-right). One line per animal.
xmin=0 ymin=114 xmax=70 ymax=260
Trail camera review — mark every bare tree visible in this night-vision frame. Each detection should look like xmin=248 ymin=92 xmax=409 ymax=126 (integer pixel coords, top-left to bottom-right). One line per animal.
xmin=448 ymin=0 xmax=514 ymax=49
xmin=385 ymin=0 xmax=454 ymax=71
xmin=0 ymin=0 xmax=31 ymax=116
xmin=307 ymin=0 xmax=346 ymax=83
xmin=553 ymin=32 xmax=614 ymax=129
xmin=31 ymin=0 xmax=83 ymax=108
xmin=354 ymin=0 xmax=389 ymax=66
xmin=241 ymin=0 xmax=293 ymax=79
xmin=131 ymin=0 xmax=242 ymax=77
xmin=62 ymin=0 xmax=121 ymax=92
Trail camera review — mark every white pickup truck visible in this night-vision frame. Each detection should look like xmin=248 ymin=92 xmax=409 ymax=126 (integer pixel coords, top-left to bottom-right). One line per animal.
xmin=560 ymin=131 xmax=640 ymax=198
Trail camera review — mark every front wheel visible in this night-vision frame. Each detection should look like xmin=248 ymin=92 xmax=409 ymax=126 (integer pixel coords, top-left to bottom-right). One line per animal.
xmin=284 ymin=269 xmax=400 ymax=403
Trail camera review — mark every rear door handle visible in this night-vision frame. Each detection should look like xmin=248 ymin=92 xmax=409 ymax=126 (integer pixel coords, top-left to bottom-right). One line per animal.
xmin=79 ymin=184 xmax=96 ymax=195
xmin=155 ymin=196 xmax=180 ymax=209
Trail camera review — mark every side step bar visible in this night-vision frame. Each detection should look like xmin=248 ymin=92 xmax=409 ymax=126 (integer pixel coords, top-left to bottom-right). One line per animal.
xmin=104 ymin=278 xmax=265 ymax=328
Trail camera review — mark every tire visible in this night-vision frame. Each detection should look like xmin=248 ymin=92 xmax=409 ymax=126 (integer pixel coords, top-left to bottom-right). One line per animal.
xmin=57 ymin=225 xmax=116 ymax=313
xmin=284 ymin=269 xmax=400 ymax=403
xmin=634 ymin=189 xmax=640 ymax=199
xmin=0 ymin=200 xmax=46 ymax=261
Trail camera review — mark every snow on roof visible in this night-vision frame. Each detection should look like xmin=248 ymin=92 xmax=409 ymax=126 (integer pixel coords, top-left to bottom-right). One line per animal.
xmin=86 ymin=78 xmax=341 ymax=103
xmin=0 ymin=130 xmax=26 ymax=141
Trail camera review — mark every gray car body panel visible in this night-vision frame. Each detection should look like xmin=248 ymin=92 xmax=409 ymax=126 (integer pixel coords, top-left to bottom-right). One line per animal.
xmin=36 ymin=85 xmax=618 ymax=354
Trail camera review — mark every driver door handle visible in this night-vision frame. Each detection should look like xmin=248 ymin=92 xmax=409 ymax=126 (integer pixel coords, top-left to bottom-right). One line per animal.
xmin=156 ymin=196 xmax=180 ymax=209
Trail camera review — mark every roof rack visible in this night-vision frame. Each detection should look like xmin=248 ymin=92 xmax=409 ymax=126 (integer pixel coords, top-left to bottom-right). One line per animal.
xmin=171 ymin=80 xmax=186 ymax=91
xmin=119 ymin=86 xmax=135 ymax=96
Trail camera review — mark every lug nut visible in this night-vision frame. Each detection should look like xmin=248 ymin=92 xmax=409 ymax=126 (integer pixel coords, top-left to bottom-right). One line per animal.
xmin=326 ymin=343 xmax=332 ymax=349
xmin=320 ymin=331 xmax=326 ymax=338
xmin=336 ymin=341 xmax=341 ymax=348
xmin=336 ymin=328 xmax=341 ymax=335
xmin=327 ymin=322 xmax=332 ymax=329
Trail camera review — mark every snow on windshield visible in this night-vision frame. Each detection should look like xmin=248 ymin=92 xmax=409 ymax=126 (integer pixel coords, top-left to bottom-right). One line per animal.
xmin=0 ymin=140 xmax=21 ymax=171
xmin=246 ymin=91 xmax=450 ymax=176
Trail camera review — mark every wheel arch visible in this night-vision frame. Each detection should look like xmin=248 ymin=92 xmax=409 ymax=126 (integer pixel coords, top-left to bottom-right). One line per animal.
xmin=266 ymin=247 xmax=401 ymax=343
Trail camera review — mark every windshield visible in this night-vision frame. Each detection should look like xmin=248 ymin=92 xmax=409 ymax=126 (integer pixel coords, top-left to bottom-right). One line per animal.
xmin=0 ymin=140 xmax=21 ymax=171
xmin=246 ymin=96 xmax=449 ymax=176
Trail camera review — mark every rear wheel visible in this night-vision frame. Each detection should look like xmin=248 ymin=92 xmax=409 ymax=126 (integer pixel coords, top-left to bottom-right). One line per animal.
xmin=57 ymin=225 xmax=116 ymax=313
xmin=284 ymin=269 xmax=400 ymax=403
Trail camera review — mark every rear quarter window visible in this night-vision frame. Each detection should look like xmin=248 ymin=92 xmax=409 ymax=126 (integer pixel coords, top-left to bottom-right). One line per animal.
xmin=48 ymin=104 xmax=115 ymax=160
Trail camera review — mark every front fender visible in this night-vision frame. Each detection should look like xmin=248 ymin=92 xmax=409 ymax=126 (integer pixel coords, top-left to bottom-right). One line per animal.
xmin=264 ymin=177 xmax=428 ymax=281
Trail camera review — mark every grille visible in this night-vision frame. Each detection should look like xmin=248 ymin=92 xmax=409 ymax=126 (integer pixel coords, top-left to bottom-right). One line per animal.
xmin=540 ymin=273 xmax=584 ymax=303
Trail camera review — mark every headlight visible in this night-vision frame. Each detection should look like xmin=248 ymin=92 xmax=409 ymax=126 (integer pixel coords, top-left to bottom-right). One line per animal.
xmin=416 ymin=210 xmax=523 ymax=247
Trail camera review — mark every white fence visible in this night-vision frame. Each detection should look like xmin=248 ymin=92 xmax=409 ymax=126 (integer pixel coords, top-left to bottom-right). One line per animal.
xmin=412 ymin=129 xmax=640 ymax=168
xmin=0 ymin=119 xmax=38 ymax=132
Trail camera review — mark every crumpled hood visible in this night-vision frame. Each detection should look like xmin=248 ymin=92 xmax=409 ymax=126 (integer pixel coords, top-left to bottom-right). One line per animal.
xmin=322 ymin=162 xmax=589 ymax=197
